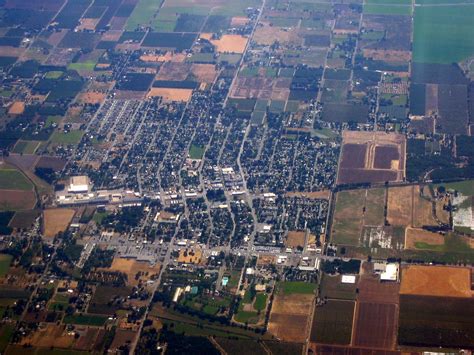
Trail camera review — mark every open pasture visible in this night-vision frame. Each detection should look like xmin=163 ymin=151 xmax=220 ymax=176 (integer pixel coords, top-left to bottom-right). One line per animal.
xmin=0 ymin=190 xmax=36 ymax=211
xmin=319 ymin=273 xmax=358 ymax=301
xmin=331 ymin=190 xmax=365 ymax=246
xmin=400 ymin=265 xmax=472 ymax=298
xmin=268 ymin=282 xmax=315 ymax=342
xmin=43 ymin=208 xmax=75 ymax=238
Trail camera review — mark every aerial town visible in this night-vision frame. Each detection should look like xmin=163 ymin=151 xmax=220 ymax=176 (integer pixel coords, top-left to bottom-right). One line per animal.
xmin=0 ymin=0 xmax=472 ymax=354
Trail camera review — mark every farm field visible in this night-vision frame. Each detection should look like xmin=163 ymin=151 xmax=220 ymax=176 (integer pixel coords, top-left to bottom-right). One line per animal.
xmin=400 ymin=265 xmax=473 ymax=298
xmin=353 ymin=302 xmax=398 ymax=349
xmin=399 ymin=294 xmax=474 ymax=348
xmin=319 ymin=273 xmax=358 ymax=301
xmin=310 ymin=300 xmax=355 ymax=345
xmin=337 ymin=131 xmax=406 ymax=185
xmin=43 ymin=208 xmax=75 ymax=238
xmin=0 ymin=254 xmax=12 ymax=278
xmin=413 ymin=5 xmax=474 ymax=63
xmin=268 ymin=281 xmax=315 ymax=342
xmin=0 ymin=166 xmax=33 ymax=190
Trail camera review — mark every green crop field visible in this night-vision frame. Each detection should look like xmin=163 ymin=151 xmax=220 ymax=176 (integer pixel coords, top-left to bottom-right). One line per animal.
xmin=12 ymin=140 xmax=40 ymax=154
xmin=0 ymin=168 xmax=33 ymax=190
xmin=0 ymin=254 xmax=12 ymax=278
xmin=126 ymin=0 xmax=164 ymax=30
xmin=50 ymin=130 xmax=84 ymax=145
xmin=254 ymin=293 xmax=267 ymax=311
xmin=278 ymin=281 xmax=316 ymax=295
xmin=68 ymin=61 xmax=96 ymax=71
xmin=45 ymin=71 xmax=63 ymax=79
xmin=63 ymin=313 xmax=108 ymax=326
xmin=413 ymin=5 xmax=474 ymax=63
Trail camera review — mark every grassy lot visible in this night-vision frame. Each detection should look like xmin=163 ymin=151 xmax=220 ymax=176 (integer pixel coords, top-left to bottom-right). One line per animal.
xmin=433 ymin=180 xmax=474 ymax=196
xmin=12 ymin=140 xmax=40 ymax=154
xmin=363 ymin=4 xmax=412 ymax=15
xmin=92 ymin=211 xmax=108 ymax=225
xmin=50 ymin=130 xmax=84 ymax=144
xmin=189 ymin=144 xmax=205 ymax=159
xmin=413 ymin=5 xmax=474 ymax=63
xmin=0 ymin=254 xmax=12 ymax=278
xmin=331 ymin=190 xmax=365 ymax=246
xmin=278 ymin=281 xmax=316 ymax=295
xmin=126 ymin=0 xmax=164 ymax=30
xmin=63 ymin=313 xmax=108 ymax=326
xmin=0 ymin=324 xmax=14 ymax=353
xmin=254 ymin=293 xmax=267 ymax=311
xmin=68 ymin=61 xmax=96 ymax=71
xmin=0 ymin=167 xmax=33 ymax=190
xmin=320 ymin=274 xmax=357 ymax=300
xmin=234 ymin=308 xmax=259 ymax=324
xmin=45 ymin=71 xmax=63 ymax=79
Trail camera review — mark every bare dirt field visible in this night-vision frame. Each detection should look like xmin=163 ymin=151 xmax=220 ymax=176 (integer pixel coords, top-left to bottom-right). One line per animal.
xmin=77 ymin=18 xmax=99 ymax=30
xmin=268 ymin=292 xmax=314 ymax=342
xmin=115 ymin=90 xmax=146 ymax=100
xmin=177 ymin=247 xmax=202 ymax=264
xmin=0 ymin=190 xmax=36 ymax=211
xmin=35 ymin=156 xmax=67 ymax=171
xmin=286 ymin=231 xmax=306 ymax=249
xmin=425 ymin=83 xmax=438 ymax=114
xmin=211 ymin=34 xmax=248 ymax=53
xmin=257 ymin=254 xmax=276 ymax=265
xmin=74 ymin=328 xmax=99 ymax=351
xmin=19 ymin=324 xmax=75 ymax=348
xmin=147 ymin=88 xmax=193 ymax=102
xmin=77 ymin=91 xmax=106 ymax=105
xmin=357 ymin=273 xmax=400 ymax=304
xmin=363 ymin=49 xmax=411 ymax=62
xmin=231 ymin=77 xmax=291 ymax=100
xmin=191 ymin=63 xmax=217 ymax=83
xmin=101 ymin=30 xmax=122 ymax=42
xmin=387 ymin=185 xmax=440 ymax=228
xmin=310 ymin=344 xmax=402 ymax=354
xmin=109 ymin=329 xmax=137 ymax=353
xmin=412 ymin=186 xmax=438 ymax=227
xmin=405 ymin=227 xmax=444 ymax=249
xmin=43 ymin=208 xmax=75 ymax=238
xmin=387 ymin=186 xmax=413 ymax=226
xmin=156 ymin=62 xmax=191 ymax=81
xmin=400 ymin=265 xmax=473 ymax=298
xmin=140 ymin=52 xmax=186 ymax=63
xmin=337 ymin=130 xmax=406 ymax=185
xmin=353 ymin=302 xmax=397 ymax=349
xmin=106 ymin=257 xmax=161 ymax=286
xmin=8 ymin=101 xmax=25 ymax=115
xmin=8 ymin=209 xmax=41 ymax=229
xmin=253 ymin=22 xmax=301 ymax=46
xmin=231 ymin=16 xmax=250 ymax=26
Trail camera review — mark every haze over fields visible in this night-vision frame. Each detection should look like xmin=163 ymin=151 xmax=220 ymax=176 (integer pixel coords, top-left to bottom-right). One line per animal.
xmin=0 ymin=0 xmax=472 ymax=353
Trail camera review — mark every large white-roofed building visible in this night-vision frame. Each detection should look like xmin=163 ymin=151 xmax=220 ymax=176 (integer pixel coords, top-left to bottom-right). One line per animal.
xmin=68 ymin=176 xmax=91 ymax=193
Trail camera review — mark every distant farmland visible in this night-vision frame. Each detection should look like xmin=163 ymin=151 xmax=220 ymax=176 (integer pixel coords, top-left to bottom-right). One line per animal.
xmin=413 ymin=5 xmax=474 ymax=63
